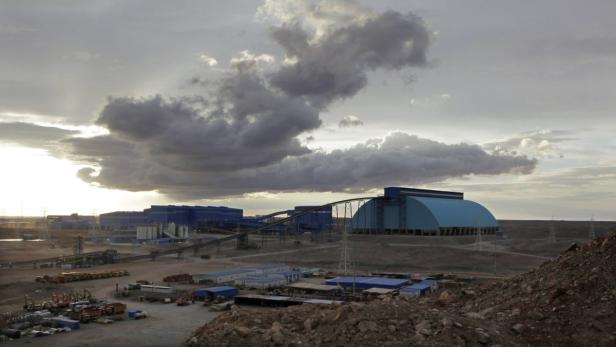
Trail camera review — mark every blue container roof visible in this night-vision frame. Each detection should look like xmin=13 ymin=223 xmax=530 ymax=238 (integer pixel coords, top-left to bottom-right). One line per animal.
xmin=199 ymin=268 xmax=255 ymax=277
xmin=249 ymin=263 xmax=287 ymax=269
xmin=325 ymin=276 xmax=408 ymax=288
xmin=401 ymin=283 xmax=431 ymax=291
xmin=202 ymin=286 xmax=237 ymax=293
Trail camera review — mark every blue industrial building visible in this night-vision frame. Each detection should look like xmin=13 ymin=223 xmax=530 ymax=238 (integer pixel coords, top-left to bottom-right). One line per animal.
xmin=144 ymin=205 xmax=243 ymax=225
xmin=288 ymin=206 xmax=332 ymax=232
xmin=351 ymin=187 xmax=498 ymax=235
xmin=100 ymin=205 xmax=243 ymax=230
xmin=99 ymin=211 xmax=148 ymax=231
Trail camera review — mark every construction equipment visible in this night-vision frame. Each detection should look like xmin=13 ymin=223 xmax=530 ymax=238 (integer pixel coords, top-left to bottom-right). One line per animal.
xmin=176 ymin=297 xmax=190 ymax=306
xmin=162 ymin=273 xmax=193 ymax=283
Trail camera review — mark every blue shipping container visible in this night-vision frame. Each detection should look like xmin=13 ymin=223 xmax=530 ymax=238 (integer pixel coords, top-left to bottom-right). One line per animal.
xmin=193 ymin=286 xmax=238 ymax=300
xmin=400 ymin=283 xmax=431 ymax=296
xmin=51 ymin=317 xmax=80 ymax=330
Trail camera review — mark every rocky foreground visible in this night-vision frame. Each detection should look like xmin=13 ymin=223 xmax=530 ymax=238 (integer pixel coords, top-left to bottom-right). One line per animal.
xmin=184 ymin=233 xmax=616 ymax=346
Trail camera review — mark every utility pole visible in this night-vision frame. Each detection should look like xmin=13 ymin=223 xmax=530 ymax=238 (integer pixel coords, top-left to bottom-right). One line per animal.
xmin=548 ymin=217 xmax=556 ymax=243
xmin=338 ymin=203 xmax=352 ymax=275
xmin=589 ymin=215 xmax=596 ymax=240
xmin=475 ymin=227 xmax=483 ymax=252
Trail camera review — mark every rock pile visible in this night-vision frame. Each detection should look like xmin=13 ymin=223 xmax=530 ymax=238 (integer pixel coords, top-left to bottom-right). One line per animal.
xmin=445 ymin=232 xmax=616 ymax=346
xmin=184 ymin=233 xmax=616 ymax=346
xmin=184 ymin=297 xmax=516 ymax=347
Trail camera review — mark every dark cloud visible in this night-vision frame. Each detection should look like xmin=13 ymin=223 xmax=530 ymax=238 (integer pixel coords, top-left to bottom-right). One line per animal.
xmin=269 ymin=10 xmax=430 ymax=108
xmin=218 ymin=133 xmax=536 ymax=196
xmin=92 ymin=72 xmax=320 ymax=172
xmin=68 ymin=132 xmax=536 ymax=199
xmin=0 ymin=121 xmax=77 ymax=148
xmin=338 ymin=115 xmax=363 ymax=128
xmin=36 ymin=1 xmax=535 ymax=200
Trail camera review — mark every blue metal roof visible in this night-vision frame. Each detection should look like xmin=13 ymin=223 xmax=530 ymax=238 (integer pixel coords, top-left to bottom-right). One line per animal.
xmin=351 ymin=191 xmax=498 ymax=231
xmin=202 ymin=286 xmax=237 ymax=293
xmin=198 ymin=268 xmax=255 ymax=277
xmin=325 ymin=276 xmax=408 ymax=289
xmin=409 ymin=197 xmax=498 ymax=228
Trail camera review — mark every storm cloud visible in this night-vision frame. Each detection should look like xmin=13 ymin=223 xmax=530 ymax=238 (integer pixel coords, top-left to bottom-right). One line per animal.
xmin=93 ymin=71 xmax=320 ymax=172
xmin=269 ymin=10 xmax=430 ymax=108
xmin=44 ymin=0 xmax=535 ymax=199
xmin=67 ymin=132 xmax=536 ymax=199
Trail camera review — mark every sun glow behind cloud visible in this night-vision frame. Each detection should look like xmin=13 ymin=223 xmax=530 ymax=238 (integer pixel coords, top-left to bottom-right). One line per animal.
xmin=0 ymin=145 xmax=166 ymax=216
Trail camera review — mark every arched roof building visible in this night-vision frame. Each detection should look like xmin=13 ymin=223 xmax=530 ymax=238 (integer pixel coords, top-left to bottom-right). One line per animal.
xmin=351 ymin=187 xmax=498 ymax=236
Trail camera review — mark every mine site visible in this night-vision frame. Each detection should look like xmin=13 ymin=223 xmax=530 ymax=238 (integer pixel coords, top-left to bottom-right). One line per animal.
xmin=1 ymin=187 xmax=615 ymax=346
xmin=1 ymin=0 xmax=616 ymax=346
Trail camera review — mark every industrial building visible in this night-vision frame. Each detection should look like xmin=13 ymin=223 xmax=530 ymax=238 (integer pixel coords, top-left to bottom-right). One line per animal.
xmin=288 ymin=206 xmax=332 ymax=232
xmin=192 ymin=263 xmax=296 ymax=289
xmin=99 ymin=211 xmax=148 ymax=231
xmin=351 ymin=187 xmax=498 ymax=235
xmin=136 ymin=223 xmax=190 ymax=241
xmin=47 ymin=214 xmax=96 ymax=230
xmin=99 ymin=205 xmax=243 ymax=231
xmin=144 ymin=205 xmax=242 ymax=226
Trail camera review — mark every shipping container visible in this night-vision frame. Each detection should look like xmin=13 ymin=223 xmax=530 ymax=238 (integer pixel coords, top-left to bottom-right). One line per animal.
xmin=51 ymin=317 xmax=80 ymax=330
xmin=399 ymin=283 xmax=431 ymax=297
xmin=192 ymin=286 xmax=238 ymax=301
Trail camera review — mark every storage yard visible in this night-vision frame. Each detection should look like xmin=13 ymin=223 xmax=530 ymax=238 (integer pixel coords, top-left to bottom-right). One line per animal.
xmin=1 ymin=188 xmax=615 ymax=346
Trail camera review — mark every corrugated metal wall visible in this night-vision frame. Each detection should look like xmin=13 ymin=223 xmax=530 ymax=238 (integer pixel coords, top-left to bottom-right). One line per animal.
xmin=351 ymin=188 xmax=498 ymax=232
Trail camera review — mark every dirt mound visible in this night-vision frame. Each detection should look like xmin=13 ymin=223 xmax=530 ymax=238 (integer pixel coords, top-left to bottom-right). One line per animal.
xmin=184 ymin=297 xmax=517 ymax=347
xmin=445 ymin=233 xmax=616 ymax=346
xmin=184 ymin=233 xmax=616 ymax=347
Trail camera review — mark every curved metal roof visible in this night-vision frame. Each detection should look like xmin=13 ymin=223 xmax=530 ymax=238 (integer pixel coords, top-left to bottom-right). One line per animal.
xmin=408 ymin=196 xmax=498 ymax=228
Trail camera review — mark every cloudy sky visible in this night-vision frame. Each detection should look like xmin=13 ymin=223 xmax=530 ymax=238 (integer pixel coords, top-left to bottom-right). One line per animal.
xmin=1 ymin=0 xmax=615 ymax=220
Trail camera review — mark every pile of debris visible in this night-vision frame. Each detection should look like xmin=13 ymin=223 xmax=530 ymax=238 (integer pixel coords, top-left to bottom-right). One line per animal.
xmin=184 ymin=297 xmax=516 ymax=347
xmin=184 ymin=233 xmax=616 ymax=346
xmin=442 ymin=232 xmax=616 ymax=346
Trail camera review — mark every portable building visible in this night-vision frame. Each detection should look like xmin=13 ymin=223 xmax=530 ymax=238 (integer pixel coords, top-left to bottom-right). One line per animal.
xmin=193 ymin=268 xmax=256 ymax=284
xmin=420 ymin=279 xmax=439 ymax=290
xmin=399 ymin=283 xmax=432 ymax=297
xmin=238 ymin=275 xmax=286 ymax=289
xmin=192 ymin=286 xmax=239 ymax=301
xmin=248 ymin=263 xmax=290 ymax=274
xmin=139 ymin=284 xmax=173 ymax=294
